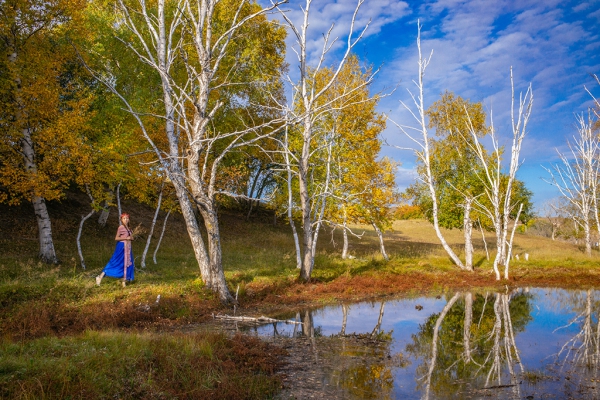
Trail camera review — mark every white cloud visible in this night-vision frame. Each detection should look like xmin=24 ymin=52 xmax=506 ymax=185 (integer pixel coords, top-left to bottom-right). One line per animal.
xmin=260 ymin=0 xmax=598 ymax=208
xmin=272 ymin=0 xmax=411 ymax=68
xmin=588 ymin=7 xmax=600 ymax=21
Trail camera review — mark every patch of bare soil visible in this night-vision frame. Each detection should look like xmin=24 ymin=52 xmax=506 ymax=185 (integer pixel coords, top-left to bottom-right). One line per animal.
xmin=207 ymin=319 xmax=398 ymax=400
xmin=270 ymin=336 xmax=353 ymax=400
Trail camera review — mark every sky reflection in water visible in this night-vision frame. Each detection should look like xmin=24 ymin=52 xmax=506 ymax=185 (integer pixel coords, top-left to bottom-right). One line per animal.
xmin=246 ymin=288 xmax=600 ymax=399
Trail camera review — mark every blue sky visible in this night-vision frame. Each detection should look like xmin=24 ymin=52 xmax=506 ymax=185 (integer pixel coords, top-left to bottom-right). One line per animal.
xmin=269 ymin=0 xmax=600 ymax=210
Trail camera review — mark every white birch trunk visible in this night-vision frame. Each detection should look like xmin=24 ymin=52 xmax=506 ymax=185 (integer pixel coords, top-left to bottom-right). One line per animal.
xmin=278 ymin=0 xmax=371 ymax=281
xmin=153 ymin=209 xmax=170 ymax=264
xmin=468 ymin=69 xmax=532 ymax=279
xmin=341 ymin=221 xmax=349 ymax=259
xmin=284 ymin=128 xmax=302 ymax=269
xmin=77 ymin=209 xmax=95 ymax=270
xmin=504 ymin=203 xmax=523 ymax=278
xmin=11 ymin=47 xmax=59 ymax=264
xmin=372 ymin=223 xmax=389 ymax=260
xmin=21 ymin=130 xmax=59 ymax=264
xmin=391 ymin=25 xmax=466 ymax=270
xmin=141 ymin=185 xmax=163 ymax=268
xmin=543 ymin=112 xmax=598 ymax=257
xmin=463 ymin=198 xmax=474 ymax=271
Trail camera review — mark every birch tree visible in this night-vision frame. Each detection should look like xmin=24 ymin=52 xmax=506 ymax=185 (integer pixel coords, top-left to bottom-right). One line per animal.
xmin=543 ymin=112 xmax=599 ymax=256
xmin=466 ymin=69 xmax=533 ymax=280
xmin=275 ymin=0 xmax=375 ymax=281
xmin=404 ymin=92 xmax=490 ymax=270
xmin=0 ymin=0 xmax=91 ymax=264
xmin=390 ymin=25 xmax=467 ymax=270
xmin=84 ymin=0 xmax=287 ymax=302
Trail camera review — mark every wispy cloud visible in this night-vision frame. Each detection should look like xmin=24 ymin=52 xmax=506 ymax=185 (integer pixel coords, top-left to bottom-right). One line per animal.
xmin=380 ymin=0 xmax=599 ymax=204
xmin=271 ymin=0 xmax=410 ymax=67
xmin=261 ymin=0 xmax=599 ymax=206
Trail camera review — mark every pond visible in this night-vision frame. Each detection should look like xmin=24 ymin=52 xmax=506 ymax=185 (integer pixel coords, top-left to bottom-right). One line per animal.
xmin=237 ymin=288 xmax=600 ymax=399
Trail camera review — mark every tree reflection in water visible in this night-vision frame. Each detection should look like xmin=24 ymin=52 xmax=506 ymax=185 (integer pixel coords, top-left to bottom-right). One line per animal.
xmin=553 ymin=288 xmax=600 ymax=398
xmin=292 ymin=302 xmax=406 ymax=399
xmin=406 ymin=290 xmax=532 ymax=399
xmin=244 ymin=288 xmax=600 ymax=398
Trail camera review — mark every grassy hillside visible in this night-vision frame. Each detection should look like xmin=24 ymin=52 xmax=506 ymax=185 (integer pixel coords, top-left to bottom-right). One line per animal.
xmin=2 ymin=191 xmax=600 ymax=398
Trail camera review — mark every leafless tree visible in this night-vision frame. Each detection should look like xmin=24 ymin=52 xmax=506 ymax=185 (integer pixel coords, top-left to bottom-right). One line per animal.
xmin=543 ymin=112 xmax=599 ymax=256
xmin=390 ymin=24 xmax=467 ymax=270
xmin=466 ymin=69 xmax=532 ymax=280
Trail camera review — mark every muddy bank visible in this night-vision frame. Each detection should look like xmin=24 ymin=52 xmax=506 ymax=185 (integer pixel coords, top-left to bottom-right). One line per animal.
xmin=206 ymin=319 xmax=397 ymax=400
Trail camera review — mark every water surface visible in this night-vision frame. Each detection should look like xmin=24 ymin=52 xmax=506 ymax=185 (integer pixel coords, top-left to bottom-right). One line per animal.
xmin=240 ymin=288 xmax=600 ymax=399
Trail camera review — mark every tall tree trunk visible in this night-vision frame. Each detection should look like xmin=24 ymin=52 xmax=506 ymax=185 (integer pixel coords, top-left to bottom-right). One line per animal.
xmin=172 ymin=178 xmax=212 ymax=283
xmin=584 ymin=220 xmax=592 ymax=256
xmin=463 ymin=198 xmax=474 ymax=270
xmin=284 ymin=128 xmax=302 ymax=269
xmin=11 ymin=46 xmax=59 ymax=264
xmin=199 ymin=204 xmax=233 ymax=303
xmin=21 ymin=128 xmax=59 ymax=264
xmin=342 ymin=223 xmax=349 ymax=259
xmin=492 ymin=212 xmax=503 ymax=280
xmin=299 ymin=127 xmax=315 ymax=280
xmin=407 ymin=29 xmax=466 ymax=270
xmin=505 ymin=203 xmax=523 ymax=278
xmin=372 ymin=223 xmax=389 ymax=260
xmin=341 ymin=206 xmax=349 ymax=259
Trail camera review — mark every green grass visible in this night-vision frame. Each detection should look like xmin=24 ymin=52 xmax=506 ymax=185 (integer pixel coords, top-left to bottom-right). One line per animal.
xmin=2 ymin=194 xmax=600 ymax=399
xmin=0 ymin=330 xmax=283 ymax=399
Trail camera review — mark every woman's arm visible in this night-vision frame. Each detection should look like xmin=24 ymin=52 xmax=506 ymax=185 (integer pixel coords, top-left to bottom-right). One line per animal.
xmin=115 ymin=225 xmax=133 ymax=241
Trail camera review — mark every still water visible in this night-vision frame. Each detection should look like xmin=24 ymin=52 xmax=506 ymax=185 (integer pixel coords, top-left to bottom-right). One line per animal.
xmin=241 ymin=288 xmax=600 ymax=399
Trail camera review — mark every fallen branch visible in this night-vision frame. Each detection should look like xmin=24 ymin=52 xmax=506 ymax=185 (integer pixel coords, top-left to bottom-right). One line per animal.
xmin=213 ymin=313 xmax=302 ymax=325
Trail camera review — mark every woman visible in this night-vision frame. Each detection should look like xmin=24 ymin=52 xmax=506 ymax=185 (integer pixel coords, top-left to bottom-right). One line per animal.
xmin=96 ymin=213 xmax=135 ymax=287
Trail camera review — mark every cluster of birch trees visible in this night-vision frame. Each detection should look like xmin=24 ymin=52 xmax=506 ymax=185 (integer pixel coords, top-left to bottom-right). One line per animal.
xmin=396 ymin=27 xmax=535 ymax=280
xmin=0 ymin=0 xmax=397 ymax=302
xmin=544 ymin=75 xmax=600 ymax=256
xmin=9 ymin=0 xmax=590 ymax=302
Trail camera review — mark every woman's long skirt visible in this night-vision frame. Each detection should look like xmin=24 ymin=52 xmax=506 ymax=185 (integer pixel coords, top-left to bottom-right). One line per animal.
xmin=102 ymin=241 xmax=134 ymax=281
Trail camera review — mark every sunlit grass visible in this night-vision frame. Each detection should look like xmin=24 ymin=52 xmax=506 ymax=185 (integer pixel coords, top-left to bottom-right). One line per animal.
xmin=3 ymin=199 xmax=600 ymax=398
xmin=0 ymin=330 xmax=282 ymax=399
